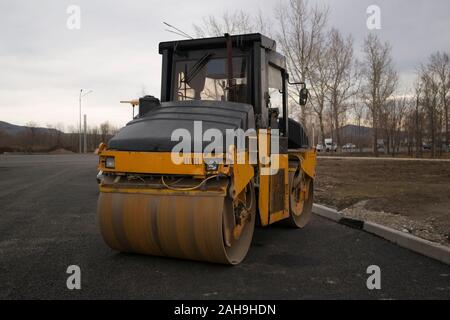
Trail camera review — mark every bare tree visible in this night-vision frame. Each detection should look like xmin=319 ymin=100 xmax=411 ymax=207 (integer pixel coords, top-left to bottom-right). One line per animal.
xmin=429 ymin=52 xmax=450 ymax=151
xmin=361 ymin=34 xmax=398 ymax=156
xmin=385 ymin=95 xmax=408 ymax=156
xmin=66 ymin=125 xmax=78 ymax=152
xmin=99 ymin=121 xmax=118 ymax=143
xmin=100 ymin=122 xmax=111 ymax=143
xmin=412 ymin=81 xmax=424 ymax=157
xmin=54 ymin=122 xmax=65 ymax=148
xmin=349 ymin=98 xmax=367 ymax=152
xmin=420 ymin=62 xmax=440 ymax=158
xmin=89 ymin=126 xmax=100 ymax=151
xmin=255 ymin=8 xmax=272 ymax=37
xmin=193 ymin=10 xmax=265 ymax=37
xmin=307 ymin=34 xmax=331 ymax=145
xmin=326 ymin=29 xmax=359 ymax=149
xmin=45 ymin=124 xmax=54 ymax=148
xmin=25 ymin=121 xmax=39 ymax=152
xmin=0 ymin=129 xmax=8 ymax=149
xmin=276 ymin=0 xmax=329 ymax=124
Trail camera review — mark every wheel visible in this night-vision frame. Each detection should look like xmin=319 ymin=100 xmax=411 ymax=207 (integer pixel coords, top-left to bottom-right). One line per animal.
xmin=285 ymin=169 xmax=314 ymax=228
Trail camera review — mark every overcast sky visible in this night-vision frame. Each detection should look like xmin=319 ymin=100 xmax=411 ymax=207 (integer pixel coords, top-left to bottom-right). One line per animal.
xmin=1 ymin=0 xmax=449 ymax=130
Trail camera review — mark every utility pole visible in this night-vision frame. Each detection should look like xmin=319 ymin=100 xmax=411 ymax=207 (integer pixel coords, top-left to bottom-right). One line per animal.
xmin=83 ymin=114 xmax=87 ymax=153
xmin=79 ymin=89 xmax=93 ymax=153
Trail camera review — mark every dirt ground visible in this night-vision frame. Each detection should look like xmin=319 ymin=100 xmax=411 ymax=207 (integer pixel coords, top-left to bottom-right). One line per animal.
xmin=315 ymin=158 xmax=450 ymax=246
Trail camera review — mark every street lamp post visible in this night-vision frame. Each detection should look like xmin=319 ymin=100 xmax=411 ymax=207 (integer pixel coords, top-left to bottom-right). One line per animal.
xmin=79 ymin=89 xmax=93 ymax=153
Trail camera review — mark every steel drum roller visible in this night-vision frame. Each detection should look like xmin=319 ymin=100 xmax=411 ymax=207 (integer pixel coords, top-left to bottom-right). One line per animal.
xmin=98 ymin=190 xmax=255 ymax=264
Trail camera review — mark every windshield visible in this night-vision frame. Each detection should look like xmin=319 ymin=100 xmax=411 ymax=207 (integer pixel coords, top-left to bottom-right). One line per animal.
xmin=173 ymin=57 xmax=247 ymax=103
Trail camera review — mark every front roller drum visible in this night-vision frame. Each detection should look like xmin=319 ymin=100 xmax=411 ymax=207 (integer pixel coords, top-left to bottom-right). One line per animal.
xmin=97 ymin=188 xmax=255 ymax=265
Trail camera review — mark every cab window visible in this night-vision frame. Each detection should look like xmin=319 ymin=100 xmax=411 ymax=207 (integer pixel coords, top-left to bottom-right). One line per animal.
xmin=173 ymin=57 xmax=247 ymax=103
xmin=268 ymin=64 xmax=284 ymax=118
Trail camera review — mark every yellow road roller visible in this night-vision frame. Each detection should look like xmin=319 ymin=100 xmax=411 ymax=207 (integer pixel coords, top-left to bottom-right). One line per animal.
xmin=97 ymin=33 xmax=317 ymax=264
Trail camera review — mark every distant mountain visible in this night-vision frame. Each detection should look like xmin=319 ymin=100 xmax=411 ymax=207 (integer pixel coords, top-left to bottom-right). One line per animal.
xmin=0 ymin=121 xmax=61 ymax=136
xmin=0 ymin=121 xmax=70 ymax=152
xmin=0 ymin=121 xmax=27 ymax=135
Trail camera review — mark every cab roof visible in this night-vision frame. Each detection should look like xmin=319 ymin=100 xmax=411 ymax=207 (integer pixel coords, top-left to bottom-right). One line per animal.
xmin=158 ymin=33 xmax=277 ymax=54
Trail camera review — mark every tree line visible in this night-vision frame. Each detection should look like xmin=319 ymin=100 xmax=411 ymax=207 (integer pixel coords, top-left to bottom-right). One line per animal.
xmin=0 ymin=121 xmax=118 ymax=153
xmin=193 ymin=0 xmax=449 ymax=158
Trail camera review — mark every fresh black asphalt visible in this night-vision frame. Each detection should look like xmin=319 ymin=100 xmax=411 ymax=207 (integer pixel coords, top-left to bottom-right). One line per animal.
xmin=0 ymin=154 xmax=449 ymax=299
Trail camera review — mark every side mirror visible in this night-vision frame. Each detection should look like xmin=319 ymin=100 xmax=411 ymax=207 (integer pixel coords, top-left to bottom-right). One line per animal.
xmin=299 ymin=87 xmax=309 ymax=106
xmin=286 ymin=76 xmax=309 ymax=106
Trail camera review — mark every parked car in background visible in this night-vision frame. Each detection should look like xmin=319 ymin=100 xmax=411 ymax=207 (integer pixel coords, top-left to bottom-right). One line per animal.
xmin=422 ymin=142 xmax=432 ymax=150
xmin=376 ymin=139 xmax=385 ymax=151
xmin=324 ymin=139 xmax=337 ymax=152
xmin=342 ymin=143 xmax=357 ymax=150
xmin=316 ymin=144 xmax=324 ymax=152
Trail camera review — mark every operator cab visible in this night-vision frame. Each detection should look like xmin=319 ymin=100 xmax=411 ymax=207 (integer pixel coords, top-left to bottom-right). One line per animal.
xmin=111 ymin=33 xmax=310 ymax=153
xmin=159 ymin=33 xmax=296 ymax=136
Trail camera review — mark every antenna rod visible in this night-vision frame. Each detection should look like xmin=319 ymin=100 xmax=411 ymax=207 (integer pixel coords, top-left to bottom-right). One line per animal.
xmin=163 ymin=21 xmax=193 ymax=39
xmin=164 ymin=29 xmax=192 ymax=39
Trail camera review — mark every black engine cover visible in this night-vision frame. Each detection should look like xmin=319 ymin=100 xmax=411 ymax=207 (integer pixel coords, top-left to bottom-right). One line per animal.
xmin=108 ymin=100 xmax=255 ymax=152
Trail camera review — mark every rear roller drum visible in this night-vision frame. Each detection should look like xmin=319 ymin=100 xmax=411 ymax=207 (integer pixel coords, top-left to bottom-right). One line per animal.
xmin=285 ymin=169 xmax=314 ymax=228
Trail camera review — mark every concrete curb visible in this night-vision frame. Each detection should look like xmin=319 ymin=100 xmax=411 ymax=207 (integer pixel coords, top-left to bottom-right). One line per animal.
xmin=312 ymin=204 xmax=342 ymax=222
xmin=312 ymin=204 xmax=450 ymax=266
xmin=363 ymin=222 xmax=450 ymax=265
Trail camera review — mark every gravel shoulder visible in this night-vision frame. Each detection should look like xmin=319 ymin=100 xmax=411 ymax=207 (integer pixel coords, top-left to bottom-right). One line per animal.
xmin=315 ymin=158 xmax=450 ymax=246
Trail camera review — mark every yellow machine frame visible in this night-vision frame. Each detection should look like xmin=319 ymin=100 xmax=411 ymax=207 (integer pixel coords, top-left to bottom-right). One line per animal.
xmin=98 ymin=130 xmax=316 ymax=227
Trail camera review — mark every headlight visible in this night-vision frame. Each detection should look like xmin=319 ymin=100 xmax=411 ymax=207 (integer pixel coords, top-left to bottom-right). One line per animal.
xmin=205 ymin=160 xmax=219 ymax=172
xmin=105 ymin=157 xmax=115 ymax=169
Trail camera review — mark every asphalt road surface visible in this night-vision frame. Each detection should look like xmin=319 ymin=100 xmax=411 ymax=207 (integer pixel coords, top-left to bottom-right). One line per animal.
xmin=0 ymin=154 xmax=449 ymax=299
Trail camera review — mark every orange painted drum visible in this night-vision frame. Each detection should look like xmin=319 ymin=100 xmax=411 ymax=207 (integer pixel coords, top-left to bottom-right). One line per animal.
xmin=97 ymin=191 xmax=255 ymax=265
